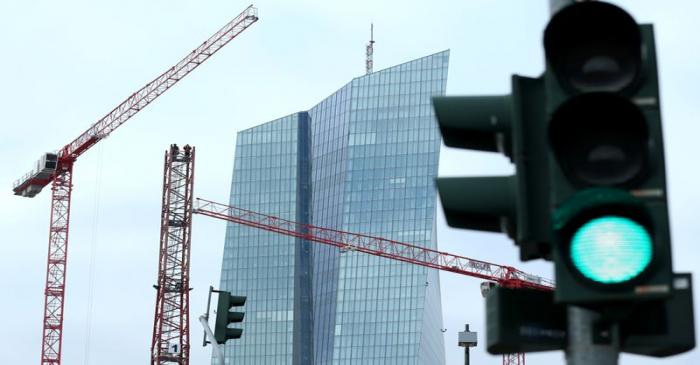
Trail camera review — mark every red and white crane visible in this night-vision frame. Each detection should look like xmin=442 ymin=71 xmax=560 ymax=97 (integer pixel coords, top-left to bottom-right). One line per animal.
xmin=12 ymin=6 xmax=258 ymax=365
xmin=193 ymin=198 xmax=554 ymax=365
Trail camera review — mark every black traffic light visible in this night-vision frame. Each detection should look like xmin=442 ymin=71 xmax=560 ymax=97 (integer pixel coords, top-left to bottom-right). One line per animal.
xmin=544 ymin=1 xmax=673 ymax=305
xmin=214 ymin=291 xmax=246 ymax=344
xmin=435 ymin=0 xmax=675 ymax=303
xmin=435 ymin=0 xmax=691 ymax=357
xmin=433 ymin=70 xmax=550 ymax=261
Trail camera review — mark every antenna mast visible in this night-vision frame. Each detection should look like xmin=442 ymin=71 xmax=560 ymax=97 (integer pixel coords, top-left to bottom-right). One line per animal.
xmin=365 ymin=23 xmax=375 ymax=74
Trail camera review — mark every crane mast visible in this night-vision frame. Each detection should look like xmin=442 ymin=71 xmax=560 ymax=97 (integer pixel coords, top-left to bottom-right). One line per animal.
xmin=151 ymin=145 xmax=195 ymax=365
xmin=14 ymin=6 xmax=258 ymax=365
xmin=40 ymin=164 xmax=73 ymax=365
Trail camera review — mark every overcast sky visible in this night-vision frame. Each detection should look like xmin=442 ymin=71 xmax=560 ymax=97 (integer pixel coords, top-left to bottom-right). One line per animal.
xmin=0 ymin=1 xmax=698 ymax=364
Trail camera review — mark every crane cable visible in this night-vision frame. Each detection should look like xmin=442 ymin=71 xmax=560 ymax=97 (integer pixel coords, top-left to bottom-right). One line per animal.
xmin=83 ymin=142 xmax=104 ymax=365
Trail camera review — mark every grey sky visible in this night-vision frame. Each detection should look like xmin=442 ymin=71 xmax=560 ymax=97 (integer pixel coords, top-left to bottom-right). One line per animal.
xmin=0 ymin=1 xmax=697 ymax=364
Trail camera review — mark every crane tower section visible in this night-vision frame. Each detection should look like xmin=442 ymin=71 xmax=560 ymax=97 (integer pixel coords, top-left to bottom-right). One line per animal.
xmin=151 ymin=144 xmax=195 ymax=365
xmin=40 ymin=162 xmax=73 ymax=365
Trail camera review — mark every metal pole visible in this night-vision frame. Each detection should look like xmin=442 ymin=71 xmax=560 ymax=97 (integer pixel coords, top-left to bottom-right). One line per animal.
xmin=203 ymin=286 xmax=214 ymax=347
xmin=458 ymin=324 xmax=477 ymax=365
xmin=565 ymin=306 xmax=619 ymax=365
xmin=549 ymin=0 xmax=575 ymax=15
xmin=464 ymin=324 xmax=470 ymax=365
xmin=199 ymin=315 xmax=226 ymax=365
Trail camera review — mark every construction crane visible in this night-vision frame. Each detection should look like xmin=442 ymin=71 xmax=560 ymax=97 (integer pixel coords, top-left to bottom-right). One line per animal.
xmin=12 ymin=6 xmax=258 ymax=365
xmin=193 ymin=198 xmax=554 ymax=365
xmin=151 ymin=145 xmax=195 ymax=365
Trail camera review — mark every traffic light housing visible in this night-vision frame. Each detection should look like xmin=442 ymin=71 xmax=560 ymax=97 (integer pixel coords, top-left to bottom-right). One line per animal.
xmin=434 ymin=75 xmax=551 ymax=261
xmin=545 ymin=1 xmax=673 ymax=305
xmin=214 ymin=291 xmax=246 ymax=344
xmin=435 ymin=1 xmax=675 ymax=304
xmin=436 ymin=0 xmax=691 ymax=357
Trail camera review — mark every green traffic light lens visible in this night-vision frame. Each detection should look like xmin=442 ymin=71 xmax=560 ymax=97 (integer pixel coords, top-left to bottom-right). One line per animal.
xmin=570 ymin=215 xmax=652 ymax=284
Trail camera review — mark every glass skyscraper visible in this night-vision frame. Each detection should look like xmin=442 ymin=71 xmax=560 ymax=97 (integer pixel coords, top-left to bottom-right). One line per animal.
xmin=218 ymin=50 xmax=449 ymax=365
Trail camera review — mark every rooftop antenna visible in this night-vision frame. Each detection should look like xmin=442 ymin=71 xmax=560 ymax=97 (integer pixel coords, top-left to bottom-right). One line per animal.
xmin=365 ymin=23 xmax=375 ymax=74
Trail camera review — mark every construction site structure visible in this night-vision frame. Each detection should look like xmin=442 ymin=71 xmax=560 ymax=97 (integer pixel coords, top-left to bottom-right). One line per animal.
xmin=194 ymin=198 xmax=554 ymax=291
xmin=12 ymin=5 xmax=258 ymax=365
xmin=151 ymin=145 xmax=195 ymax=365
xmin=193 ymin=198 xmax=554 ymax=365
xmin=505 ymin=353 xmax=526 ymax=365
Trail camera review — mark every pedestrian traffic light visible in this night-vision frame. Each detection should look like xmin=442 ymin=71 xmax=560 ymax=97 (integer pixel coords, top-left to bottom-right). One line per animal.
xmin=433 ymin=73 xmax=551 ymax=261
xmin=214 ymin=291 xmax=246 ymax=344
xmin=545 ymin=1 xmax=673 ymax=304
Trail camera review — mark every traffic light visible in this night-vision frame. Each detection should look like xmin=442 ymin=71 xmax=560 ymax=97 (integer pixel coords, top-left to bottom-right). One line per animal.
xmin=214 ymin=291 xmax=246 ymax=344
xmin=545 ymin=1 xmax=673 ymax=305
xmin=435 ymin=1 xmax=675 ymax=303
xmin=435 ymin=0 xmax=690 ymax=357
xmin=433 ymin=69 xmax=551 ymax=261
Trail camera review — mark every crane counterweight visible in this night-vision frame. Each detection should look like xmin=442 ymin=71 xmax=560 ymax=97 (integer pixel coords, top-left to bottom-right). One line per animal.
xmin=13 ymin=153 xmax=59 ymax=197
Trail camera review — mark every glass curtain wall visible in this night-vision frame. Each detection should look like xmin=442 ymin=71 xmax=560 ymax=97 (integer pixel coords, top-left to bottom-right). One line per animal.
xmin=219 ymin=114 xmax=302 ymax=364
xmin=309 ymin=50 xmax=449 ymax=365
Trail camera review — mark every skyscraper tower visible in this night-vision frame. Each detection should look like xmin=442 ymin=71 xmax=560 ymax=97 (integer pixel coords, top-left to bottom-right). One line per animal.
xmin=218 ymin=50 xmax=450 ymax=365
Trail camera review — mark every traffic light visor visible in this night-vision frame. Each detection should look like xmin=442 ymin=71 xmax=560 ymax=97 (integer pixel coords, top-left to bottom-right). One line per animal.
xmin=570 ymin=215 xmax=652 ymax=284
xmin=544 ymin=2 xmax=641 ymax=92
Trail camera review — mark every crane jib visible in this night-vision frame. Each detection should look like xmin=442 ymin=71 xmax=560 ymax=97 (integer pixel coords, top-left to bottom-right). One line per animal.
xmin=193 ymin=197 xmax=555 ymax=291
xmin=12 ymin=5 xmax=258 ymax=199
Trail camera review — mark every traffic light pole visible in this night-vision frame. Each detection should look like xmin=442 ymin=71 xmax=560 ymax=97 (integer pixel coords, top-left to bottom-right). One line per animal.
xmin=566 ymin=307 xmax=619 ymax=365
xmin=549 ymin=0 xmax=576 ymax=14
xmin=198 ymin=315 xmax=225 ymax=365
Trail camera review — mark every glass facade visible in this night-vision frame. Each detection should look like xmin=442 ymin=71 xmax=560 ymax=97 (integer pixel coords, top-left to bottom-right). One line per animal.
xmin=218 ymin=50 xmax=450 ymax=365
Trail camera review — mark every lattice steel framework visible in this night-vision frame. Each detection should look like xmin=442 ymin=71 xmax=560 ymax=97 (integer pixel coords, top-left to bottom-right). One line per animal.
xmin=194 ymin=198 xmax=554 ymax=291
xmin=195 ymin=198 xmax=549 ymax=364
xmin=12 ymin=6 xmax=257 ymax=365
xmin=151 ymin=145 xmax=195 ymax=365
xmin=58 ymin=6 xmax=258 ymax=164
xmin=40 ymin=165 xmax=73 ymax=365
xmin=504 ymin=352 xmax=525 ymax=365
